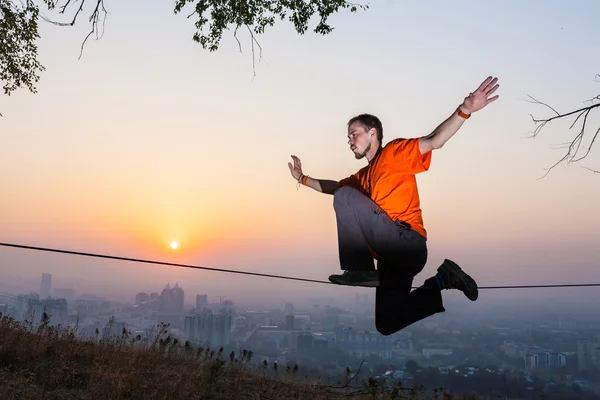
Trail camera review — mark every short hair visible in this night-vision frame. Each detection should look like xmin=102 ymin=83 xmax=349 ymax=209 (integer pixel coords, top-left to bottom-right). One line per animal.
xmin=347 ymin=113 xmax=383 ymax=142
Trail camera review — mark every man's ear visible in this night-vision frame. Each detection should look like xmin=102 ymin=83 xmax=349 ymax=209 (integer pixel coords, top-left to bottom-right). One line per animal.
xmin=369 ymin=127 xmax=376 ymax=137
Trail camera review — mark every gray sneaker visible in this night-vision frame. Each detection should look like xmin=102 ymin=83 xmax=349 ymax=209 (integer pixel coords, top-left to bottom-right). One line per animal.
xmin=438 ymin=259 xmax=478 ymax=301
xmin=328 ymin=270 xmax=379 ymax=287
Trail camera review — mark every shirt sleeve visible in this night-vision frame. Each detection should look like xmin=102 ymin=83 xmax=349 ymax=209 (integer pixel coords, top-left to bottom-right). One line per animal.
xmin=338 ymin=172 xmax=366 ymax=194
xmin=388 ymin=137 xmax=432 ymax=174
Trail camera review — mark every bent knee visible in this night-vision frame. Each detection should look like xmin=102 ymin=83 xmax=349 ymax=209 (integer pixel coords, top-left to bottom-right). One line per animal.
xmin=333 ymin=185 xmax=359 ymax=206
xmin=334 ymin=185 xmax=356 ymax=197
xmin=375 ymin=320 xmax=399 ymax=336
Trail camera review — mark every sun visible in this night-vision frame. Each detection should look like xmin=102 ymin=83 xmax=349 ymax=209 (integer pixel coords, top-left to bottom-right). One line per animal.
xmin=170 ymin=241 xmax=179 ymax=250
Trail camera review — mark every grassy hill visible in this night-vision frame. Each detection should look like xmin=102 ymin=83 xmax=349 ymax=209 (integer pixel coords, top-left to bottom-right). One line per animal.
xmin=0 ymin=312 xmax=481 ymax=399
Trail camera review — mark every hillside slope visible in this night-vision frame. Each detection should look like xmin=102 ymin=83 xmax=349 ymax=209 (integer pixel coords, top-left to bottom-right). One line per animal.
xmin=0 ymin=313 xmax=454 ymax=400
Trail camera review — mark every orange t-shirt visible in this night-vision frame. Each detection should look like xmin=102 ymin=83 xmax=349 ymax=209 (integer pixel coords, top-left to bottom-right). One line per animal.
xmin=338 ymin=137 xmax=432 ymax=239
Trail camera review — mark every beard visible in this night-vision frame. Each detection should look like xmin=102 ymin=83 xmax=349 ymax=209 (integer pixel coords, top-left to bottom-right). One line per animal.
xmin=354 ymin=142 xmax=371 ymax=160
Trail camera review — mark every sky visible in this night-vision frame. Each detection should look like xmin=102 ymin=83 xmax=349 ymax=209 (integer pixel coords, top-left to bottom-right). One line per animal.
xmin=1 ymin=0 xmax=599 ymax=309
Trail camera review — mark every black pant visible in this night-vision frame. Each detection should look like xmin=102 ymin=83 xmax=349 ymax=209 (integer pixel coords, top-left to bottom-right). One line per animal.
xmin=333 ymin=186 xmax=445 ymax=335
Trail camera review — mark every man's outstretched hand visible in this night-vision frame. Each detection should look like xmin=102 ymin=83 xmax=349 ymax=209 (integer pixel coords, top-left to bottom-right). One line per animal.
xmin=460 ymin=76 xmax=500 ymax=115
xmin=288 ymin=155 xmax=304 ymax=181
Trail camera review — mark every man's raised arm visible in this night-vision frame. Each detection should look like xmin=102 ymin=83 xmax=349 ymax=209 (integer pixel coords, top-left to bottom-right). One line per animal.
xmin=288 ymin=155 xmax=339 ymax=195
xmin=419 ymin=76 xmax=500 ymax=155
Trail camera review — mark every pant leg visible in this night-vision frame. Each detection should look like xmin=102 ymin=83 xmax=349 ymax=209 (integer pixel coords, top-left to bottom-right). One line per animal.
xmin=333 ymin=185 xmax=445 ymax=335
xmin=374 ymin=228 xmax=446 ymax=335
xmin=333 ymin=186 xmax=378 ymax=271
xmin=333 ymin=186 xmax=411 ymax=271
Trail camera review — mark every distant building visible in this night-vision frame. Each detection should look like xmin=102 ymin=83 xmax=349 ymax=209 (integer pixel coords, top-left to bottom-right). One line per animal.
xmin=184 ymin=307 xmax=234 ymax=347
xmin=285 ymin=314 xmax=295 ymax=331
xmin=422 ymin=348 xmax=453 ymax=358
xmin=196 ymin=294 xmax=208 ymax=310
xmin=335 ymin=327 xmax=394 ymax=359
xmin=40 ymin=273 xmax=52 ymax=299
xmin=159 ymin=283 xmax=184 ymax=313
xmin=578 ymin=339 xmax=600 ymax=371
xmin=42 ymin=298 xmax=68 ymax=325
xmin=297 ymin=333 xmax=313 ymax=353
xmin=525 ymin=351 xmax=567 ymax=370
xmin=284 ymin=303 xmax=294 ymax=314
xmin=503 ymin=341 xmax=539 ymax=359
xmin=16 ymin=293 xmax=67 ymax=326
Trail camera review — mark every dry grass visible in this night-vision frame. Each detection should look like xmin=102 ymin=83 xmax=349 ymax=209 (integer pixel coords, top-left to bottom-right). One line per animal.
xmin=0 ymin=313 xmax=475 ymax=400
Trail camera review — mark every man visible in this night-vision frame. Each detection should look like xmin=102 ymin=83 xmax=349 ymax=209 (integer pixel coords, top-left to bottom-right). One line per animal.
xmin=287 ymin=76 xmax=499 ymax=335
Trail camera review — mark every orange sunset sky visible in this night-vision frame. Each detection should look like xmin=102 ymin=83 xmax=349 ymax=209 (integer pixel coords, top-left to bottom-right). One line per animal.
xmin=1 ymin=0 xmax=599 ymax=307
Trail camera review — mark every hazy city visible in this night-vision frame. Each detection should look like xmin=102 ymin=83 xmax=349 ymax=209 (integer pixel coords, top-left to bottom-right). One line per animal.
xmin=0 ymin=265 xmax=599 ymax=398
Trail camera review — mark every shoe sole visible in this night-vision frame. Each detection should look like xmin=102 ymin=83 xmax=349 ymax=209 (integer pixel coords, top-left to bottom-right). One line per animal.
xmin=328 ymin=276 xmax=380 ymax=288
xmin=440 ymin=259 xmax=478 ymax=301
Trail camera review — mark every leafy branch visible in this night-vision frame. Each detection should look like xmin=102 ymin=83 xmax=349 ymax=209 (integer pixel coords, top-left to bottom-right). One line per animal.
xmin=173 ymin=0 xmax=369 ymax=80
xmin=0 ymin=0 xmax=45 ymax=115
xmin=526 ymin=73 xmax=600 ymax=178
xmin=0 ymin=0 xmax=369 ymax=116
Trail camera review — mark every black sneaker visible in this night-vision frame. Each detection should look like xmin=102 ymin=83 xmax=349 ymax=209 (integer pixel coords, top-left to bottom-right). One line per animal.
xmin=438 ymin=259 xmax=478 ymax=301
xmin=328 ymin=270 xmax=379 ymax=287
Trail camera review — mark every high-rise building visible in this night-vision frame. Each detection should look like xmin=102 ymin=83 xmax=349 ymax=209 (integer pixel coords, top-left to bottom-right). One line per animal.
xmin=285 ymin=303 xmax=294 ymax=314
xmin=40 ymin=273 xmax=52 ymax=299
xmin=184 ymin=308 xmax=233 ymax=347
xmin=578 ymin=339 xmax=600 ymax=370
xmin=159 ymin=283 xmax=185 ymax=313
xmin=285 ymin=314 xmax=295 ymax=330
xmin=196 ymin=294 xmax=208 ymax=310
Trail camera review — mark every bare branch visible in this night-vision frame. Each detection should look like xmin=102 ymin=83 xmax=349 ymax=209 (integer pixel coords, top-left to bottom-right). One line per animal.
xmin=582 ymin=166 xmax=600 ymax=174
xmin=246 ymin=23 xmax=265 ymax=82
xmin=40 ymin=0 xmax=86 ymax=27
xmin=526 ymin=74 xmax=600 ymax=178
xmin=585 ymin=92 xmax=600 ymax=104
xmin=233 ymin=25 xmax=242 ymax=52
xmin=39 ymin=0 xmax=108 ymax=59
xmin=524 ymin=93 xmax=560 ymax=116
xmin=341 ymin=360 xmax=364 ymax=388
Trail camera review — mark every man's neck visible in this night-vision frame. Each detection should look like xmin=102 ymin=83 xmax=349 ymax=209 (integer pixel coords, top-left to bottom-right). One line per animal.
xmin=366 ymin=142 xmax=382 ymax=163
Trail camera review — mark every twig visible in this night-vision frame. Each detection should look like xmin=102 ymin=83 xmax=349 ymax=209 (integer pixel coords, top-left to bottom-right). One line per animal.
xmin=246 ymin=24 xmax=265 ymax=83
xmin=525 ymin=75 xmax=600 ymax=179
xmin=524 ymin=93 xmax=560 ymax=116
xmin=40 ymin=0 xmax=108 ymax=59
xmin=582 ymin=166 xmax=600 ymax=174
xmin=342 ymin=360 xmax=364 ymax=388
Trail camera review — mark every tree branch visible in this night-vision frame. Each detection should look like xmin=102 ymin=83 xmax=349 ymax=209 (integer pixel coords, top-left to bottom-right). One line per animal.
xmin=2 ymin=0 xmax=368 ymax=116
xmin=0 ymin=0 xmax=46 ymax=115
xmin=174 ymin=0 xmax=369 ymax=80
xmin=525 ymin=74 xmax=600 ymax=179
xmin=40 ymin=0 xmax=108 ymax=59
